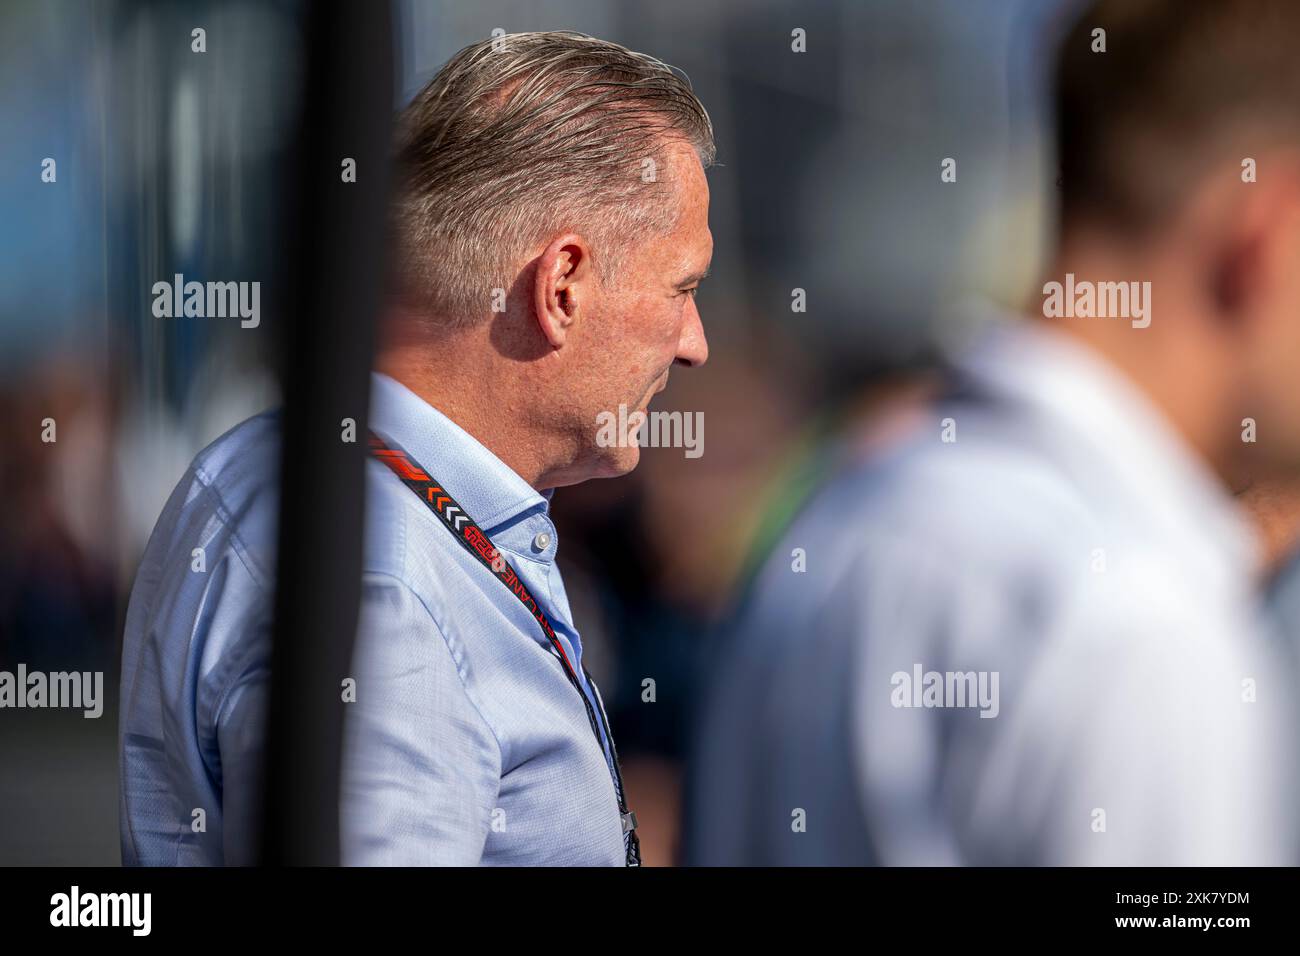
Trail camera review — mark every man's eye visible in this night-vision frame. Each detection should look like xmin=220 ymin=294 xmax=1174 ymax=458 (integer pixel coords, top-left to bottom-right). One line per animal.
xmin=680 ymin=287 xmax=699 ymax=298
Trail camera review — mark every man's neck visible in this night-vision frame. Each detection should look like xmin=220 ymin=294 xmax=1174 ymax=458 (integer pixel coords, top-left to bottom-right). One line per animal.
xmin=1037 ymin=240 xmax=1236 ymax=486
xmin=376 ymin=345 xmax=559 ymax=491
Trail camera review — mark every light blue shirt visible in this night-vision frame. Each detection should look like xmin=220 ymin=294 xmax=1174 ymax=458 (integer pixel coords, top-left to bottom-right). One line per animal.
xmin=688 ymin=316 xmax=1295 ymax=866
xmin=120 ymin=372 xmax=630 ymax=865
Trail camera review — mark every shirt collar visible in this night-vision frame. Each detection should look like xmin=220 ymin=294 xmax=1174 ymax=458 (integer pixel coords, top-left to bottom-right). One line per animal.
xmin=949 ymin=308 xmax=1259 ymax=588
xmin=369 ymin=371 xmax=549 ymax=533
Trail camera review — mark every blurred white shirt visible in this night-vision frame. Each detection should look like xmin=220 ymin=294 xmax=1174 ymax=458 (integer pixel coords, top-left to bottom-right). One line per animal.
xmin=689 ymin=314 xmax=1297 ymax=865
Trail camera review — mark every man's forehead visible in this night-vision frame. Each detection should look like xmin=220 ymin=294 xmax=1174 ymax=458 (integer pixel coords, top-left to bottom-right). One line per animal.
xmin=644 ymin=141 xmax=710 ymax=274
xmin=672 ymin=229 xmax=712 ymax=285
xmin=656 ymin=136 xmax=707 ymax=193
xmin=666 ymin=151 xmax=710 ymax=235
xmin=679 ymin=224 xmax=712 ymax=280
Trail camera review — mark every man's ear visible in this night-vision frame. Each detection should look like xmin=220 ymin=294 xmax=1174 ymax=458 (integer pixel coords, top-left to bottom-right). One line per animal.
xmin=533 ymin=233 xmax=592 ymax=349
xmin=1206 ymin=157 xmax=1300 ymax=322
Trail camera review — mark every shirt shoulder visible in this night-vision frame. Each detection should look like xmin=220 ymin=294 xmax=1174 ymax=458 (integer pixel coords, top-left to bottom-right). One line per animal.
xmin=170 ymin=409 xmax=417 ymax=587
xmin=185 ymin=409 xmax=285 ymax=579
xmin=772 ymin=420 xmax=1099 ymax=605
xmin=122 ymin=411 xmax=285 ymax=734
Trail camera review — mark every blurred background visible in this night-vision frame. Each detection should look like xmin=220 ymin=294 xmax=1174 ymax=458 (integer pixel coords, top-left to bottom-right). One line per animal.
xmin=0 ymin=0 xmax=1061 ymax=864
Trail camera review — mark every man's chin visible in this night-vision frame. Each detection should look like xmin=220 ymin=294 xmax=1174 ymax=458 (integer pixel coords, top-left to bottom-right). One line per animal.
xmin=598 ymin=443 xmax=642 ymax=479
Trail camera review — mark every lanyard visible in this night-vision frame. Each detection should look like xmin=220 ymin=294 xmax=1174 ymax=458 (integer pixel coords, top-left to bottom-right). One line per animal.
xmin=368 ymin=430 xmax=641 ymax=867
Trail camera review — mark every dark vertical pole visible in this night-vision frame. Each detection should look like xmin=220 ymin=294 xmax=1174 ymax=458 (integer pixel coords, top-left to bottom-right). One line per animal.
xmin=262 ymin=0 xmax=394 ymax=865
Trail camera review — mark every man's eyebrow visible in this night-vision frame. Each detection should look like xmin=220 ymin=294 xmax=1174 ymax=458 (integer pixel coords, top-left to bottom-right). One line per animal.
xmin=675 ymin=267 xmax=711 ymax=287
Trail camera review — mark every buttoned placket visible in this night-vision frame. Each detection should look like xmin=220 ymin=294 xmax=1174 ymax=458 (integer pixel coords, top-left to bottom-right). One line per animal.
xmin=495 ymin=514 xmax=620 ymax=782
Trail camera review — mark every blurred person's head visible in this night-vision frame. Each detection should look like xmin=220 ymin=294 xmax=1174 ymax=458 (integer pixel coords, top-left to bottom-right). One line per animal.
xmin=1046 ymin=0 xmax=1300 ymax=486
xmin=379 ymin=31 xmax=714 ymax=488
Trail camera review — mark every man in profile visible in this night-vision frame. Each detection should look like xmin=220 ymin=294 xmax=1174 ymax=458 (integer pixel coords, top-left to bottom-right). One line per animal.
xmin=689 ymin=0 xmax=1299 ymax=865
xmin=119 ymin=31 xmax=714 ymax=865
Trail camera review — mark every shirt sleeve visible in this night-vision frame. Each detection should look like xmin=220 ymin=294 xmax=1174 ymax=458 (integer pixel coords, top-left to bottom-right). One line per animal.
xmin=339 ymin=572 xmax=503 ymax=865
xmin=213 ymin=641 xmax=270 ymax=866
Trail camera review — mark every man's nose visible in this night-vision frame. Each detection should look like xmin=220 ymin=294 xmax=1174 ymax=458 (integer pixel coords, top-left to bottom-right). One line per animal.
xmin=675 ymin=297 xmax=709 ymax=368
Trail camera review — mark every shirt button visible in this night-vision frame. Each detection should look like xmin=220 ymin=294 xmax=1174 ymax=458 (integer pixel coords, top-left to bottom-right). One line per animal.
xmin=532 ymin=531 xmax=552 ymax=552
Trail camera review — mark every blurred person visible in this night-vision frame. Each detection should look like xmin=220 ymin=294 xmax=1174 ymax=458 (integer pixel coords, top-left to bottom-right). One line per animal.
xmin=119 ymin=31 xmax=713 ymax=865
xmin=0 ymin=359 xmax=118 ymax=676
xmin=688 ymin=0 xmax=1300 ymax=865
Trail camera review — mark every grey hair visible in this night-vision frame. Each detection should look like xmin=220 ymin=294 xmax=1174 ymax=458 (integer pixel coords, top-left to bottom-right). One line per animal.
xmin=392 ymin=31 xmax=716 ymax=325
